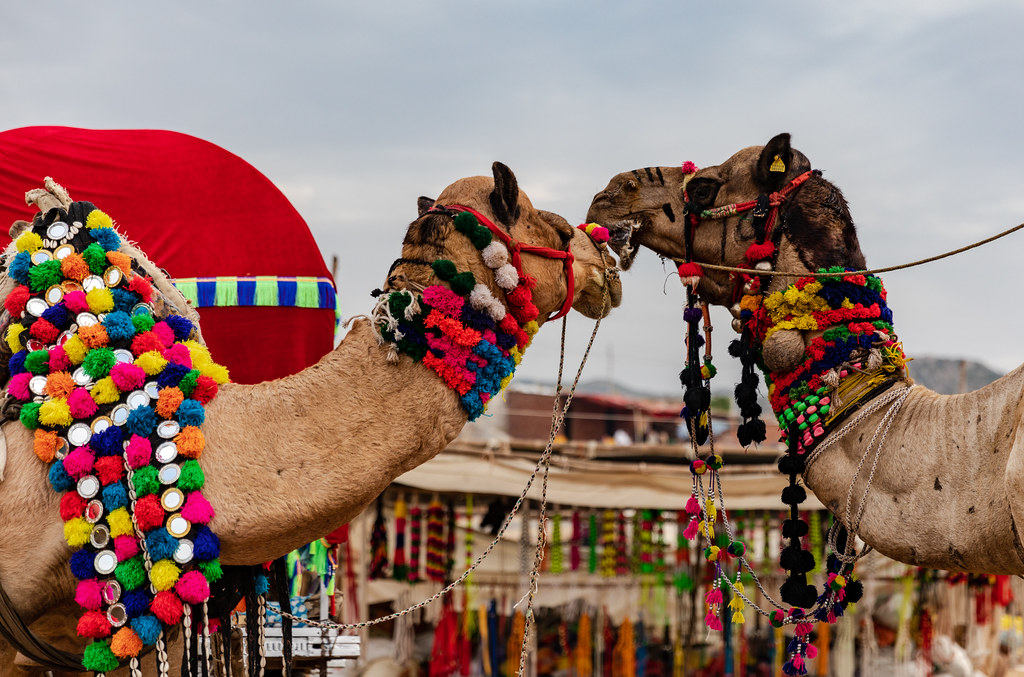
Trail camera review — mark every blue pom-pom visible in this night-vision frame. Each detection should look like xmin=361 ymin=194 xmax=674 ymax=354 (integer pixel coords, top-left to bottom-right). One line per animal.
xmin=90 ymin=227 xmax=122 ymax=252
xmin=145 ymin=528 xmax=178 ymax=562
xmin=102 ymin=311 xmax=136 ymax=343
xmin=175 ymin=399 xmax=205 ymax=427
xmin=156 ymin=363 xmax=189 ymax=389
xmin=40 ymin=304 xmax=69 ymax=329
xmin=110 ymin=288 xmax=141 ymax=314
xmin=91 ymin=427 xmax=125 ymax=457
xmin=122 ymin=589 xmax=150 ymax=618
xmin=126 ymin=406 xmax=157 ymax=437
xmin=130 ymin=615 xmax=162 ymax=645
xmin=8 ymin=351 xmax=27 ymax=376
xmin=48 ymin=461 xmax=76 ymax=492
xmin=8 ymin=252 xmax=31 ymax=285
xmin=193 ymin=526 xmax=221 ymax=561
xmin=163 ymin=315 xmax=194 ymax=341
xmin=69 ymin=550 xmax=96 ymax=580
xmin=102 ymin=482 xmax=129 ymax=510
xmin=254 ymin=573 xmax=269 ymax=596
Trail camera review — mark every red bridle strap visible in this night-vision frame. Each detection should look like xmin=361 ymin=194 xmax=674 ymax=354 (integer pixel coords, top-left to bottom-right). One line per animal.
xmin=445 ymin=204 xmax=576 ymax=322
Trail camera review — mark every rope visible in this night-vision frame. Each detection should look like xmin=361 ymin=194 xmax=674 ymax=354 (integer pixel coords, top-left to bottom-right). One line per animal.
xmin=671 ymin=221 xmax=1024 ymax=278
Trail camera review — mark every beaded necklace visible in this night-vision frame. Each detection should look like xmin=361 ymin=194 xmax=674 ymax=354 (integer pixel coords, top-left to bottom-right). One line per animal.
xmin=5 ymin=203 xmax=228 ymax=672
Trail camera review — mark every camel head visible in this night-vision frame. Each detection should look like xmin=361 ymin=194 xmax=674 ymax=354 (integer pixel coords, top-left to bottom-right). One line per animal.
xmin=395 ymin=162 xmax=621 ymax=321
xmin=588 ymin=134 xmax=868 ymax=372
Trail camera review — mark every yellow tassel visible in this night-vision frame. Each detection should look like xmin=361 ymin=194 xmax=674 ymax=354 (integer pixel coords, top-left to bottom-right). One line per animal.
xmin=85 ymin=288 xmax=115 ymax=314
xmin=86 ymin=210 xmax=114 ymax=230
xmin=731 ymin=610 xmax=745 ymax=624
xmin=706 ymin=499 xmax=717 ymax=524
xmin=38 ymin=398 xmax=73 ymax=427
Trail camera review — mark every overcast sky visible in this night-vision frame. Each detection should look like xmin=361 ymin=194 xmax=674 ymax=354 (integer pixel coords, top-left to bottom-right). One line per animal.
xmin=3 ymin=1 xmax=1023 ymax=399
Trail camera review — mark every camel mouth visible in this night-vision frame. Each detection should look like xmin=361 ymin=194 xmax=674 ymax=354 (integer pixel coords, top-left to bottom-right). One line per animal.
xmin=606 ymin=217 xmax=646 ymax=271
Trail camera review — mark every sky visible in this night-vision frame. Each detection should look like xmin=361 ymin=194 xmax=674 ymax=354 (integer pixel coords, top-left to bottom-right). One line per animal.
xmin=3 ymin=1 xmax=1023 ymax=399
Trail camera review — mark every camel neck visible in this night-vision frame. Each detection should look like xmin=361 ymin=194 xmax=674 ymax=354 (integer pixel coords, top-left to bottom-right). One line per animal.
xmin=199 ymin=319 xmax=469 ymax=564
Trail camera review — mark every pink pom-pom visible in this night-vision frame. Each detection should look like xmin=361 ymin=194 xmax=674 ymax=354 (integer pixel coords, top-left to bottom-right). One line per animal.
xmin=63 ymin=447 xmax=96 ymax=479
xmin=175 ymin=571 xmax=211 ymax=604
xmin=75 ymin=579 xmax=104 ymax=610
xmin=114 ymin=535 xmax=140 ymax=561
xmin=685 ymin=495 xmax=700 ymax=516
xmin=48 ymin=346 xmax=70 ymax=372
xmin=151 ymin=322 xmax=176 ymax=348
xmin=125 ymin=435 xmax=152 ymax=469
xmin=110 ymin=362 xmax=146 ymax=391
xmin=63 ymin=291 xmax=90 ymax=313
xmin=162 ymin=344 xmax=192 ymax=368
xmin=7 ymin=372 xmax=31 ymax=401
xmin=705 ymin=588 xmax=723 ymax=605
xmin=683 ymin=519 xmax=699 ymax=540
xmin=181 ymin=492 xmax=215 ymax=524
xmin=805 ymin=644 xmax=818 ymax=659
xmin=68 ymin=387 xmax=99 ymax=418
xmin=704 ymin=610 xmax=722 ymax=631
xmin=681 ymin=161 xmax=699 ymax=175
xmin=795 ymin=622 xmax=814 ymax=636
xmin=792 ymin=656 xmax=805 ymax=671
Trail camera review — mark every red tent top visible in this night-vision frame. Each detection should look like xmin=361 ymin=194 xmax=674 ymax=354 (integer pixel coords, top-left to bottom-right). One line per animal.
xmin=0 ymin=127 xmax=336 ymax=383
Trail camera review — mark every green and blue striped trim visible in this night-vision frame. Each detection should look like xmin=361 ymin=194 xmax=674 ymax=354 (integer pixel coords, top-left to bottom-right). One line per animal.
xmin=172 ymin=275 xmax=341 ymax=332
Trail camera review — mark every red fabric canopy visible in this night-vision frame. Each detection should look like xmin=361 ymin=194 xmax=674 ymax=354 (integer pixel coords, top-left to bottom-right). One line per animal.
xmin=0 ymin=127 xmax=335 ymax=384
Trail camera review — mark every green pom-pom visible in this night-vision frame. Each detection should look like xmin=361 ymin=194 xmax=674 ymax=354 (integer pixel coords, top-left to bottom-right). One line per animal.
xmin=83 ymin=640 xmax=119 ymax=672
xmin=132 ymin=466 xmax=160 ymax=496
xmin=453 ymin=211 xmax=478 ymax=234
xmin=82 ymin=348 xmax=116 ymax=379
xmin=432 ymin=259 xmax=457 ymax=281
xmin=199 ymin=559 xmax=223 ymax=582
xmin=115 ymin=556 xmax=147 ymax=590
xmin=469 ymin=226 xmax=492 ymax=250
xmin=28 ymin=259 xmax=63 ymax=292
xmin=132 ymin=313 xmax=156 ymax=334
xmin=450 ymin=272 xmax=476 ymax=296
xmin=19 ymin=402 xmax=40 ymax=429
xmin=177 ymin=369 xmax=201 ymax=397
xmin=82 ymin=243 xmax=109 ymax=275
xmin=178 ymin=460 xmax=205 ymax=492
xmin=388 ymin=293 xmax=411 ymax=317
xmin=24 ymin=349 xmax=50 ymax=375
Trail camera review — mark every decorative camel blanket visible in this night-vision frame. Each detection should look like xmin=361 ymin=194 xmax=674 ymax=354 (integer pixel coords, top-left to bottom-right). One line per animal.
xmin=4 ymin=203 xmax=228 ymax=671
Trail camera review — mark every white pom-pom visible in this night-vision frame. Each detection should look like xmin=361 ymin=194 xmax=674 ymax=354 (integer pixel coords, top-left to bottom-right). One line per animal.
xmin=469 ymin=284 xmax=492 ymax=310
xmin=482 ymin=241 xmax=509 ymax=268
xmin=494 ymin=264 xmax=518 ymax=290
xmin=488 ymin=298 xmax=506 ymax=322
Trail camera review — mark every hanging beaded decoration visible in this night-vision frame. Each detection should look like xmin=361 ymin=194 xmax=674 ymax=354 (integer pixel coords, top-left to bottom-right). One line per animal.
xmin=391 ymin=496 xmax=408 ymax=582
xmin=408 ymin=501 xmax=423 ymax=583
xmin=6 ymin=203 xmax=228 ymax=672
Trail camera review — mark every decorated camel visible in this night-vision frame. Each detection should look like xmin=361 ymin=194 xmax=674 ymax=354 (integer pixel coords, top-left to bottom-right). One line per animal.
xmin=586 ymin=133 xmax=1024 ymax=577
xmin=0 ymin=162 xmax=621 ymax=674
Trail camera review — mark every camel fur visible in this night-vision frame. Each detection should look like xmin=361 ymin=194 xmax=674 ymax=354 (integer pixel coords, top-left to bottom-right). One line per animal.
xmin=0 ymin=163 xmax=621 ymax=675
xmin=586 ymin=133 xmax=1024 ymax=575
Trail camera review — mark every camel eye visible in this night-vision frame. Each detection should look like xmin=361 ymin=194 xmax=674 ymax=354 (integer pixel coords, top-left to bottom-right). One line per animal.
xmin=688 ymin=180 xmax=719 ymax=207
xmin=625 ymin=180 xmax=638 ymax=192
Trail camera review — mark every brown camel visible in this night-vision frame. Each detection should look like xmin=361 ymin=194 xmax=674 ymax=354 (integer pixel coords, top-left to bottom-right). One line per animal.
xmin=0 ymin=162 xmax=621 ymax=675
xmin=586 ymin=134 xmax=1024 ymax=576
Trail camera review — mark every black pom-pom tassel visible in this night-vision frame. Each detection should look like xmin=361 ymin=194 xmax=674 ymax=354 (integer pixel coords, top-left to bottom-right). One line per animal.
xmin=781 ymin=519 xmax=809 ymax=539
xmin=781 ymin=485 xmax=807 ymax=505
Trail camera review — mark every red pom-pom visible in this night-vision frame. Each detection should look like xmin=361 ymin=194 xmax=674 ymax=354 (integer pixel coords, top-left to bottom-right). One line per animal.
xmin=191 ymin=376 xmax=218 ymax=404
xmin=76 ymin=610 xmax=112 ymax=638
xmin=681 ymin=161 xmax=699 ymax=175
xmin=745 ymin=241 xmax=776 ymax=263
xmin=506 ymin=285 xmax=532 ymax=307
xmin=128 ymin=275 xmax=153 ymax=303
xmin=677 ymin=262 xmax=704 ymax=286
xmin=131 ymin=331 xmax=165 ymax=356
xmin=29 ymin=318 xmax=59 ymax=343
xmin=150 ymin=590 xmax=183 ymax=625
xmin=60 ymin=491 xmax=87 ymax=521
xmin=133 ymin=494 xmax=164 ymax=531
xmin=94 ymin=455 xmax=125 ymax=486
xmin=4 ymin=285 xmax=31 ymax=317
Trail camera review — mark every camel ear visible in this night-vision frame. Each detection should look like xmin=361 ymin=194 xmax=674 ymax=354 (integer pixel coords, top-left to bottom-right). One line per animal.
xmin=9 ymin=220 xmax=31 ymax=239
xmin=755 ymin=133 xmax=794 ymax=193
xmin=489 ymin=162 xmax=521 ymax=228
xmin=417 ymin=196 xmax=435 ymax=217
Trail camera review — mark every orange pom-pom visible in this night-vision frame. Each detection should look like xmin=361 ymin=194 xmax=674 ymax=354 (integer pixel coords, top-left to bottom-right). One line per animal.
xmin=60 ymin=253 xmax=92 ymax=282
xmin=105 ymin=251 xmax=132 ymax=277
xmin=79 ymin=324 xmax=110 ymax=349
xmin=34 ymin=429 xmax=59 ymax=463
xmin=45 ymin=371 xmax=76 ymax=399
xmin=175 ymin=426 xmax=205 ymax=459
xmin=155 ymin=387 xmax=184 ymax=419
xmin=110 ymin=627 xmax=143 ymax=658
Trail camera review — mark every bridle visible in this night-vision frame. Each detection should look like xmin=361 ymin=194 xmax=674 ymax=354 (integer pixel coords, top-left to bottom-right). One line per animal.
xmin=429 ymin=204 xmax=577 ymax=322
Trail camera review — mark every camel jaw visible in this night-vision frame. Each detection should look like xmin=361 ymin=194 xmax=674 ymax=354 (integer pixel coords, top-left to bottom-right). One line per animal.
xmin=607 ymin=218 xmax=646 ymax=270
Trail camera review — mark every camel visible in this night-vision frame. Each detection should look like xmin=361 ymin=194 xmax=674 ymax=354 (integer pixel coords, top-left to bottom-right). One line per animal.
xmin=586 ymin=133 xmax=1024 ymax=577
xmin=0 ymin=162 xmax=622 ymax=674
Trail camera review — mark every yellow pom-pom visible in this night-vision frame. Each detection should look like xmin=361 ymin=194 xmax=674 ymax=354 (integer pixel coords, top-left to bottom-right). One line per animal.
xmin=135 ymin=351 xmax=168 ymax=376
xmin=524 ymin=320 xmax=539 ymax=336
xmin=5 ymin=323 xmax=25 ymax=353
xmin=149 ymin=559 xmax=181 ymax=591
xmin=15 ymin=231 xmax=43 ymax=253
xmin=509 ymin=346 xmax=523 ymax=365
xmin=86 ymin=210 xmax=113 ymax=230
xmin=86 ymin=288 xmax=115 ymax=314
xmin=62 ymin=334 xmax=88 ymax=365
xmin=38 ymin=398 xmax=73 ymax=427
xmin=200 ymin=362 xmax=230 ymax=385
xmin=64 ymin=518 xmax=93 ymax=547
xmin=91 ymin=378 xmax=121 ymax=405
xmin=185 ymin=341 xmax=230 ymax=384
xmin=107 ymin=507 xmax=135 ymax=538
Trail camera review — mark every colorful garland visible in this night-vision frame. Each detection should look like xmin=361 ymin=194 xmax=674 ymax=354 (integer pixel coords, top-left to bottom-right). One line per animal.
xmin=374 ymin=210 xmax=541 ymax=420
xmin=5 ymin=204 xmax=228 ymax=671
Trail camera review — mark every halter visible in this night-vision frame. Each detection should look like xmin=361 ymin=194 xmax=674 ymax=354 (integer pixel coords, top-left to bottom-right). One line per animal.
xmin=440 ymin=205 xmax=576 ymax=322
